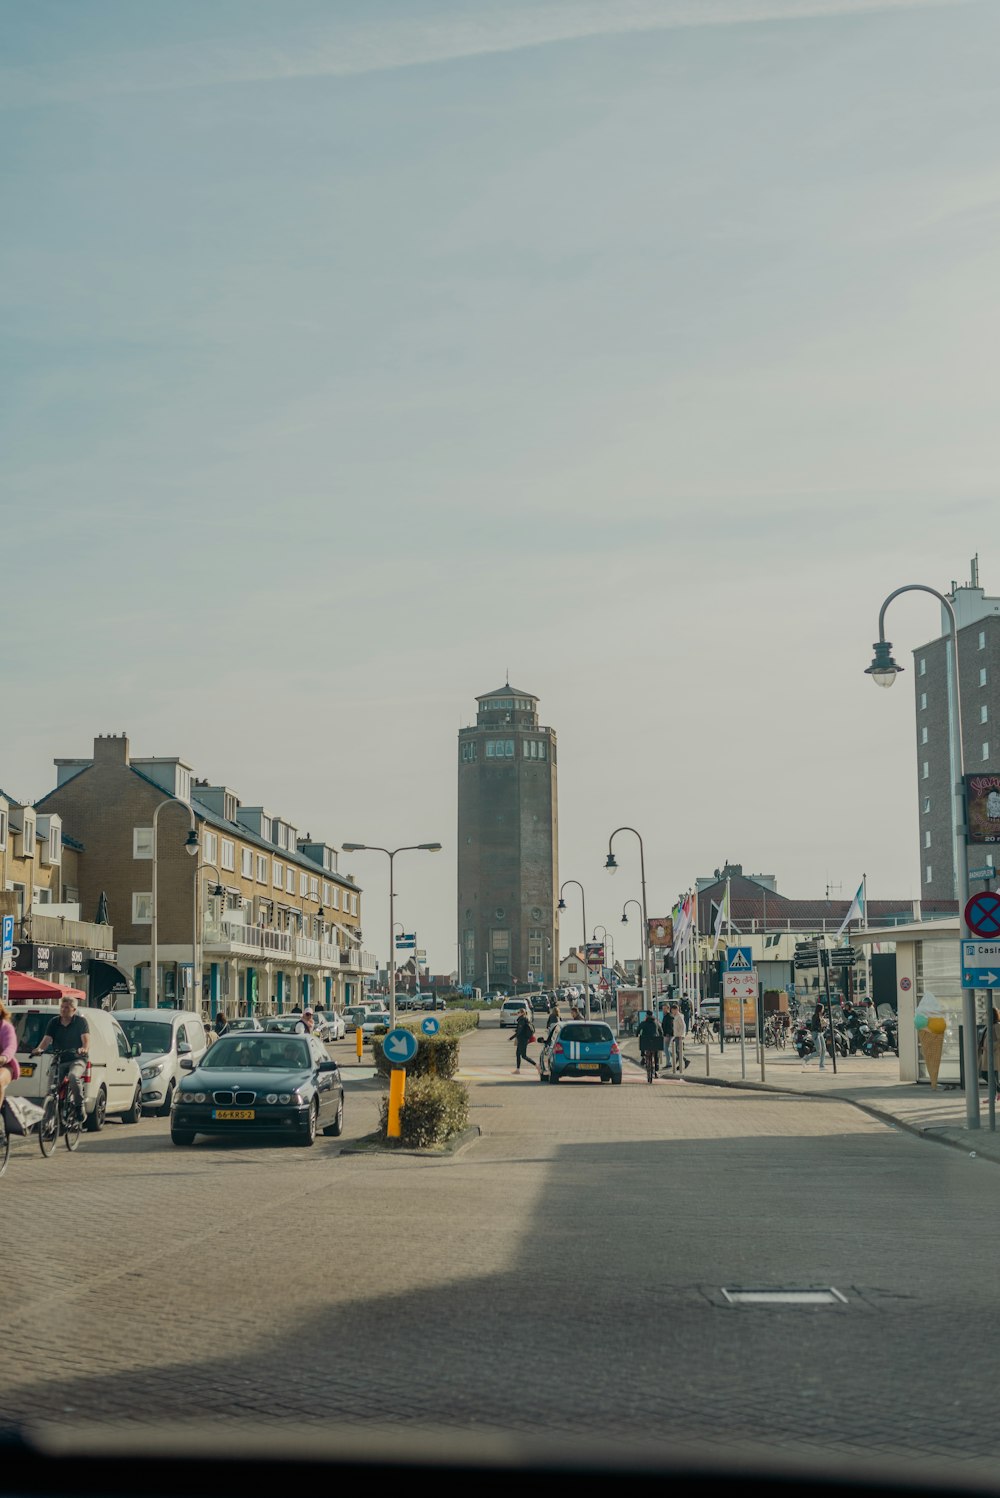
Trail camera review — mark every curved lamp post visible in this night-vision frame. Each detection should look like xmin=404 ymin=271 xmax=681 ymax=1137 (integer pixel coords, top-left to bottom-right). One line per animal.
xmin=592 ymin=924 xmax=614 ymax=1006
xmin=341 ymin=843 xmax=442 ymax=1029
xmin=150 ymin=800 xmax=199 ymax=1010
xmin=866 ymin=583 xmax=977 ymax=1130
xmin=558 ymin=880 xmax=590 ymax=1019
xmin=606 ymin=828 xmax=653 ymax=1018
xmin=193 ymin=860 xmax=224 ymax=1016
xmin=620 ymin=899 xmax=647 ymax=1002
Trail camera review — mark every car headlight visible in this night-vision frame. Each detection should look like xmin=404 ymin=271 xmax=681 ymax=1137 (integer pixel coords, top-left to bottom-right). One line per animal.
xmin=182 ymin=1091 xmax=208 ymax=1104
xmin=141 ymin=1063 xmax=164 ymax=1079
xmin=265 ymin=1093 xmax=278 ymax=1104
xmin=278 ymin=1093 xmax=292 ymax=1104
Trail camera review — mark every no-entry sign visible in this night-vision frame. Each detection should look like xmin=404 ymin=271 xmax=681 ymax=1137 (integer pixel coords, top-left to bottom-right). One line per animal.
xmin=965 ymin=891 xmax=1000 ymax=939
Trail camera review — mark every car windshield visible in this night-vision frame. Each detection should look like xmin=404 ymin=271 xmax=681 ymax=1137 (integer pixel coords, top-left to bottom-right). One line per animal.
xmin=118 ymin=1020 xmax=173 ymax=1054
xmin=201 ymin=1036 xmax=311 ymax=1070
xmin=558 ymin=1025 xmax=612 ymax=1044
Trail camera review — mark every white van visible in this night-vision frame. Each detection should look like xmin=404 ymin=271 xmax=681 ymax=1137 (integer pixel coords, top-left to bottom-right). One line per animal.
xmin=8 ymin=1005 xmax=143 ymax=1131
xmin=114 ymin=1008 xmax=209 ymax=1116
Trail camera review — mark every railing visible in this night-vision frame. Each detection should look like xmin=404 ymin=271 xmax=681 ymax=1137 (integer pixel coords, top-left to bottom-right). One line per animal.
xmin=24 ymin=912 xmax=116 ymax=951
xmin=203 ymin=920 xmax=376 ymax=971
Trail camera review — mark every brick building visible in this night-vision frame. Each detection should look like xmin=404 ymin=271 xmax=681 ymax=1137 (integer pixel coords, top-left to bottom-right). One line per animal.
xmin=457 ymin=684 xmax=558 ymax=991
xmin=36 ymin=734 xmax=376 ymax=1015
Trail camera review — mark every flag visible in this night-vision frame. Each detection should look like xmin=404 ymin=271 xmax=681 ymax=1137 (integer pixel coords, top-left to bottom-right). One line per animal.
xmin=712 ymin=887 xmax=729 ymax=948
xmin=836 ymin=881 xmax=865 ymax=939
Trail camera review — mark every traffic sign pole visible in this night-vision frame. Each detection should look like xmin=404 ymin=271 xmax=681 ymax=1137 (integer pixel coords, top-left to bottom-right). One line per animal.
xmin=387 ymin=1068 xmax=406 ymax=1139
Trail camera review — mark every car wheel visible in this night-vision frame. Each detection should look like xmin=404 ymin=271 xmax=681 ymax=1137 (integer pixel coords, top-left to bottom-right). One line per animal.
xmin=297 ymin=1100 xmax=319 ymax=1147
xmin=611 ymin=1074 xmax=622 ymax=1086
xmin=157 ymin=1079 xmax=175 ymax=1119
xmin=123 ymin=1085 xmax=142 ymax=1124
xmin=549 ymin=1070 xmax=559 ymax=1085
xmin=86 ymin=1086 xmax=107 ymax=1132
xmin=171 ymin=1129 xmax=195 ymax=1146
xmin=324 ymin=1093 xmax=345 ymax=1137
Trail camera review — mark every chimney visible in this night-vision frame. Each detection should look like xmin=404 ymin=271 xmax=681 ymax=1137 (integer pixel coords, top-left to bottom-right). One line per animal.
xmin=93 ymin=733 xmax=130 ymax=765
xmin=971 ymin=554 xmax=980 ymax=588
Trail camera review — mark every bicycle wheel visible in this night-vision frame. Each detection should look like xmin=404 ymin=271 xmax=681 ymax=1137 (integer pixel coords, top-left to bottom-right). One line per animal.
xmin=645 ymin=1052 xmax=655 ymax=1084
xmin=63 ymin=1085 xmax=83 ymax=1152
xmin=39 ymin=1097 xmax=59 ymax=1156
xmin=0 ymin=1125 xmax=9 ymax=1177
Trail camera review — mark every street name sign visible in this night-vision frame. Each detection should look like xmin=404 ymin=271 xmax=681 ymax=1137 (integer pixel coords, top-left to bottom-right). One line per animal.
xmin=383 ymin=1028 xmax=419 ymax=1065
xmin=961 ymin=940 xmax=1000 ymax=989
xmin=725 ymin=946 xmax=753 ymax=972
xmin=969 ymin=866 xmax=995 ymax=881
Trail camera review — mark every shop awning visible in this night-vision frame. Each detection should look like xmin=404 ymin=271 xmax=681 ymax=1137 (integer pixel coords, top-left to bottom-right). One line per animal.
xmin=6 ymin=972 xmax=87 ymax=1002
xmin=89 ymin=958 xmax=134 ymax=1004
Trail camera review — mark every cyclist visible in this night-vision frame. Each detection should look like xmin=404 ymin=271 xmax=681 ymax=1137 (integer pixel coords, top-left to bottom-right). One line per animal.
xmin=636 ymin=1009 xmax=664 ymax=1079
xmin=29 ymin=994 xmax=90 ymax=1119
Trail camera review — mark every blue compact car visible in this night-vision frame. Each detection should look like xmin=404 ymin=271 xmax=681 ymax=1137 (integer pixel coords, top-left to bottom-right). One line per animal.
xmin=539 ymin=1021 xmax=622 ymax=1085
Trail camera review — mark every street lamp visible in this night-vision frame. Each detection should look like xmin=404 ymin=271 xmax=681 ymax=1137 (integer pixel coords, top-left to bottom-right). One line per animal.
xmin=150 ymin=800 xmax=198 ymax=1010
xmin=867 ymin=583 xmax=977 ymax=1130
xmin=193 ymin=861 xmax=224 ymax=1016
xmin=593 ymin=925 xmax=613 ymax=1007
xmin=558 ymin=880 xmax=590 ymax=1020
xmin=341 ymin=843 xmax=442 ymax=1029
xmin=606 ymin=828 xmax=653 ymax=1019
xmin=620 ymin=899 xmax=646 ymax=999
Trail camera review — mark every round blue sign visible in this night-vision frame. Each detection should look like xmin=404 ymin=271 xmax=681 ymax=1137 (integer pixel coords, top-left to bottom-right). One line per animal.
xmin=382 ymin=1027 xmax=419 ymax=1066
xmin=421 ymin=1016 xmax=440 ymax=1036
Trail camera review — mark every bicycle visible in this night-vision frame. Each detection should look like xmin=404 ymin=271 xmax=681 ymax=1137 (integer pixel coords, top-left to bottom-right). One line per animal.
xmin=641 ymin=1048 xmax=657 ymax=1084
xmin=36 ymin=1050 xmax=86 ymax=1155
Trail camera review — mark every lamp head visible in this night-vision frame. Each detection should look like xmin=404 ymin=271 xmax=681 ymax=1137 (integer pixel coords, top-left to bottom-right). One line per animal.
xmin=341 ymin=842 xmax=365 ymax=852
xmin=865 ymin=640 xmax=903 ymax=689
xmin=184 ymin=829 xmax=200 ymax=856
xmin=557 ymin=897 xmax=567 ymax=911
xmin=621 ymin=912 xmax=628 ymax=924
xmin=212 ymin=883 xmax=224 ymax=898
xmin=419 ymin=843 xmax=443 ymax=852
xmin=604 ymin=852 xmax=619 ymax=873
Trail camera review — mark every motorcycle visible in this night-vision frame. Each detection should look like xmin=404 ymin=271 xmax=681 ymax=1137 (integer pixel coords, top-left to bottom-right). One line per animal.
xmin=843 ymin=1010 xmax=890 ymax=1058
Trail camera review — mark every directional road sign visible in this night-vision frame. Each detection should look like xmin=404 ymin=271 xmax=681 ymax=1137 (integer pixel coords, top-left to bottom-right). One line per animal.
xmin=724 ymin=970 xmax=758 ymax=1001
xmin=420 ymin=1016 xmax=440 ymax=1036
xmin=382 ymin=1027 xmax=419 ymax=1065
xmin=961 ymin=941 xmax=1000 ymax=989
xmin=1 ymin=915 xmax=12 ymax=974
xmin=726 ymin=946 xmax=753 ymax=972
xmin=965 ymin=892 xmax=1000 ymax=939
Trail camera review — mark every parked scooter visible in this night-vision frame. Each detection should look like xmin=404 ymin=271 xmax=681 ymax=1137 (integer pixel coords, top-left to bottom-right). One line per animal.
xmin=843 ymin=1009 xmax=890 ymax=1057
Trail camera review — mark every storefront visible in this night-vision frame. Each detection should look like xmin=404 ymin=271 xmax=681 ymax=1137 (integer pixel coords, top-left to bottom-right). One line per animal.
xmin=12 ymin=941 xmax=133 ymax=1008
xmin=855 ymin=919 xmax=965 ymax=1085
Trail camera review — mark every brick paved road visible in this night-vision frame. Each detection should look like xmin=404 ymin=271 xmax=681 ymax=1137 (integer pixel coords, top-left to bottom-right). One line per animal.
xmin=4 ymin=1020 xmax=998 ymax=1485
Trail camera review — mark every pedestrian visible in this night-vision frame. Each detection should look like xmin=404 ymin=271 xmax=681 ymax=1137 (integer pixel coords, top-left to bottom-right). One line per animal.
xmin=302 ymin=1007 xmax=315 ymax=1034
xmin=670 ymin=1002 xmax=688 ymax=1072
xmin=803 ymin=1002 xmax=827 ymax=1069
xmin=545 ymin=1001 xmax=560 ymax=1039
xmin=0 ymin=994 xmax=21 ymax=1111
xmin=660 ymin=1003 xmax=675 ymax=1071
xmin=978 ymin=1005 xmax=1000 ymax=1094
xmin=510 ymin=1010 xmax=537 ymax=1073
xmin=215 ymin=1011 xmax=229 ymax=1038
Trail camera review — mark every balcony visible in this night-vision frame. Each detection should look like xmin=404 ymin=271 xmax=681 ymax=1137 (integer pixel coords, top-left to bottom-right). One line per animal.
xmin=25 ymin=911 xmax=116 ymax=954
xmin=202 ymin=918 xmax=376 ymax=972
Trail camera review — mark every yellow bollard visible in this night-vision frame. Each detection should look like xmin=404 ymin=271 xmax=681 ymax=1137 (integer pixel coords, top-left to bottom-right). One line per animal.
xmin=356 ymin=1026 xmax=364 ymax=1062
xmin=387 ymin=1067 xmax=406 ymax=1139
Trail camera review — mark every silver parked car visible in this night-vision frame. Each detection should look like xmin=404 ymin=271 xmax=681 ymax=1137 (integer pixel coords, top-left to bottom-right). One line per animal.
xmin=110 ymin=1008 xmax=210 ymax=1118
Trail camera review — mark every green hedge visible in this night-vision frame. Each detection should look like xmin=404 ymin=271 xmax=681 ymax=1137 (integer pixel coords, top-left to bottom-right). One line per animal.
xmin=378 ymin=1076 xmax=469 ymax=1148
xmin=371 ymin=1032 xmax=461 ymax=1079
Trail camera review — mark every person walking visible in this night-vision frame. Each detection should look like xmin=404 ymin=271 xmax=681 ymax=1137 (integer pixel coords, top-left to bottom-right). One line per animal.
xmin=670 ymin=1002 xmax=688 ymax=1073
xmin=215 ymin=1010 xmax=230 ymax=1038
xmin=510 ymin=1010 xmax=536 ymax=1073
xmin=803 ymin=1001 xmax=828 ymax=1069
xmin=660 ymin=1004 xmax=675 ymax=1072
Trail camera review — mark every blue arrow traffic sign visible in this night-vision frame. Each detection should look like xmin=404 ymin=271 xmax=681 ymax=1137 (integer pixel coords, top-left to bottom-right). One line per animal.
xmin=383 ymin=1027 xmax=419 ymax=1065
xmin=420 ymin=1016 xmax=440 ymax=1036
xmin=962 ymin=940 xmax=1000 ymax=989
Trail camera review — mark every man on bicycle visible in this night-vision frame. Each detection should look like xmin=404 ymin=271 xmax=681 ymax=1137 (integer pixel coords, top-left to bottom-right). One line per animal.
xmin=30 ymin=995 xmax=90 ymax=1114
xmin=636 ymin=1009 xmax=664 ymax=1078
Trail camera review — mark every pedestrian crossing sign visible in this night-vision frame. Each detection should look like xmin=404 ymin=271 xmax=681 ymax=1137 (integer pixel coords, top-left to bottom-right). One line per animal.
xmin=726 ymin=946 xmax=753 ymax=971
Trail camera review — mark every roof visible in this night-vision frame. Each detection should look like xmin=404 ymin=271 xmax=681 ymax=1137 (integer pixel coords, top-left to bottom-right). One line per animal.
xmin=695 ymin=874 xmax=957 ymax=930
xmin=476 ymin=685 xmax=537 ymax=702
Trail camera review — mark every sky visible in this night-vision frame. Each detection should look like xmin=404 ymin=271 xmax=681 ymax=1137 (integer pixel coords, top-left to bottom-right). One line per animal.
xmin=3 ymin=0 xmax=999 ymax=976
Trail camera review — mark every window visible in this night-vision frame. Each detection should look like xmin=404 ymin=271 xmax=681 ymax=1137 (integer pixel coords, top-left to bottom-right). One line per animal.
xmin=980 ymin=668 xmax=988 ymax=687
xmin=204 ymin=830 xmax=218 ymax=863
xmin=273 ymin=859 xmax=283 ymax=887
xmin=257 ymin=855 xmax=268 ymax=883
xmin=310 ymin=877 xmax=319 ymax=900
xmin=922 ymin=761 xmax=929 ymax=779
xmin=979 ymin=630 xmax=986 ymax=649
xmin=221 ymin=839 xmax=235 ymax=872
xmin=924 ymin=830 xmax=932 ymax=848
xmin=920 ymin=692 xmax=927 ymax=711
xmin=241 ymin=849 xmax=254 ymax=878
xmin=461 ymin=742 xmax=477 ymax=762
xmin=485 ymin=741 xmax=495 ymax=758
xmin=299 ymin=871 xmax=308 ymax=896
xmin=48 ymin=825 xmax=60 ymax=864
xmin=133 ymin=827 xmax=154 ymax=859
xmin=286 ymin=867 xmax=295 ymax=893
xmin=982 ymin=705 xmax=989 ymax=724
xmin=923 ymin=797 xmax=931 ymax=814
xmin=132 ymin=892 xmax=153 ymax=924
xmin=277 ymin=824 xmax=288 ymax=850
xmin=22 ymin=815 xmax=34 ymax=854
xmin=984 ymin=743 xmax=991 ymax=761
xmin=0 ymin=808 xmax=6 ymax=850
xmin=260 ymin=816 xmax=271 ymax=842
xmin=323 ymin=882 xmax=331 ymax=904
xmin=331 ymin=887 xmax=340 ymax=910
xmin=920 ymin=726 xmax=928 ymax=744
xmin=919 ymin=658 xmax=926 ymax=676
xmin=925 ymin=864 xmax=933 ymax=884
xmin=351 ymin=893 xmax=359 ymax=916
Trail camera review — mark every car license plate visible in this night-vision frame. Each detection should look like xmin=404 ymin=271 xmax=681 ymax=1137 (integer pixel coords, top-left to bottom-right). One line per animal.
xmin=578 ymin=1063 xmax=600 ymax=1070
xmin=213 ymin=1108 xmax=255 ymax=1120
xmin=19 ymin=1063 xmax=35 ymax=1077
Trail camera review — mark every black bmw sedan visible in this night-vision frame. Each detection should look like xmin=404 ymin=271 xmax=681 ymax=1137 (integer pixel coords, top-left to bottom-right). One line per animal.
xmin=170 ymin=1031 xmax=344 ymax=1147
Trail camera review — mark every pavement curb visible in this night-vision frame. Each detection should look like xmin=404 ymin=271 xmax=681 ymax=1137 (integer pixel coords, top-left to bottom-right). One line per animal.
xmin=684 ymin=1073 xmax=1000 ymax=1164
xmin=338 ymin=1124 xmax=482 ymax=1159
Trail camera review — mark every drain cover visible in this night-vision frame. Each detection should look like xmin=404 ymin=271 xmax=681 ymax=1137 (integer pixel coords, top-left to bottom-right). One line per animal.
xmin=721 ymin=1287 xmax=847 ymax=1306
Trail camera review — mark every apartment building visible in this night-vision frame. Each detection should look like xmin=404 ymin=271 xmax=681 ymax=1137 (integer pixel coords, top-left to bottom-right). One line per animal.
xmin=36 ymin=734 xmax=376 ymax=1015
xmin=0 ymin=789 xmax=128 ymax=1000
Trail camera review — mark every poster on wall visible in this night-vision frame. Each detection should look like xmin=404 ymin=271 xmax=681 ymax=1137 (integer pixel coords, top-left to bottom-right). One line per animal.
xmin=966 ymin=774 xmax=1000 ymax=844
xmin=647 ymin=918 xmax=674 ymax=948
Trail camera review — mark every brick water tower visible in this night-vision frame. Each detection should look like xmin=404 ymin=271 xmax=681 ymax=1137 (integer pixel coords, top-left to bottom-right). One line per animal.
xmin=457 ymin=684 xmax=559 ymax=992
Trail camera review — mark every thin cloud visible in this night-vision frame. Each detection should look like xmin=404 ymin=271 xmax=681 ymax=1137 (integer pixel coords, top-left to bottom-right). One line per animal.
xmin=0 ymin=0 xmax=970 ymax=109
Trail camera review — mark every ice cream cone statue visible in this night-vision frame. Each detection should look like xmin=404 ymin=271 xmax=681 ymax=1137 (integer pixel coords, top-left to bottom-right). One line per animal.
xmin=914 ymin=993 xmax=947 ymax=1088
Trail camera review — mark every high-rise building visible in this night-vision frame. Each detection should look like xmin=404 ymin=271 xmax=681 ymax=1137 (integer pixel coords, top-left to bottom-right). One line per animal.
xmin=914 ymin=557 xmax=1000 ymax=901
xmin=457 ymin=684 xmax=558 ymax=991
